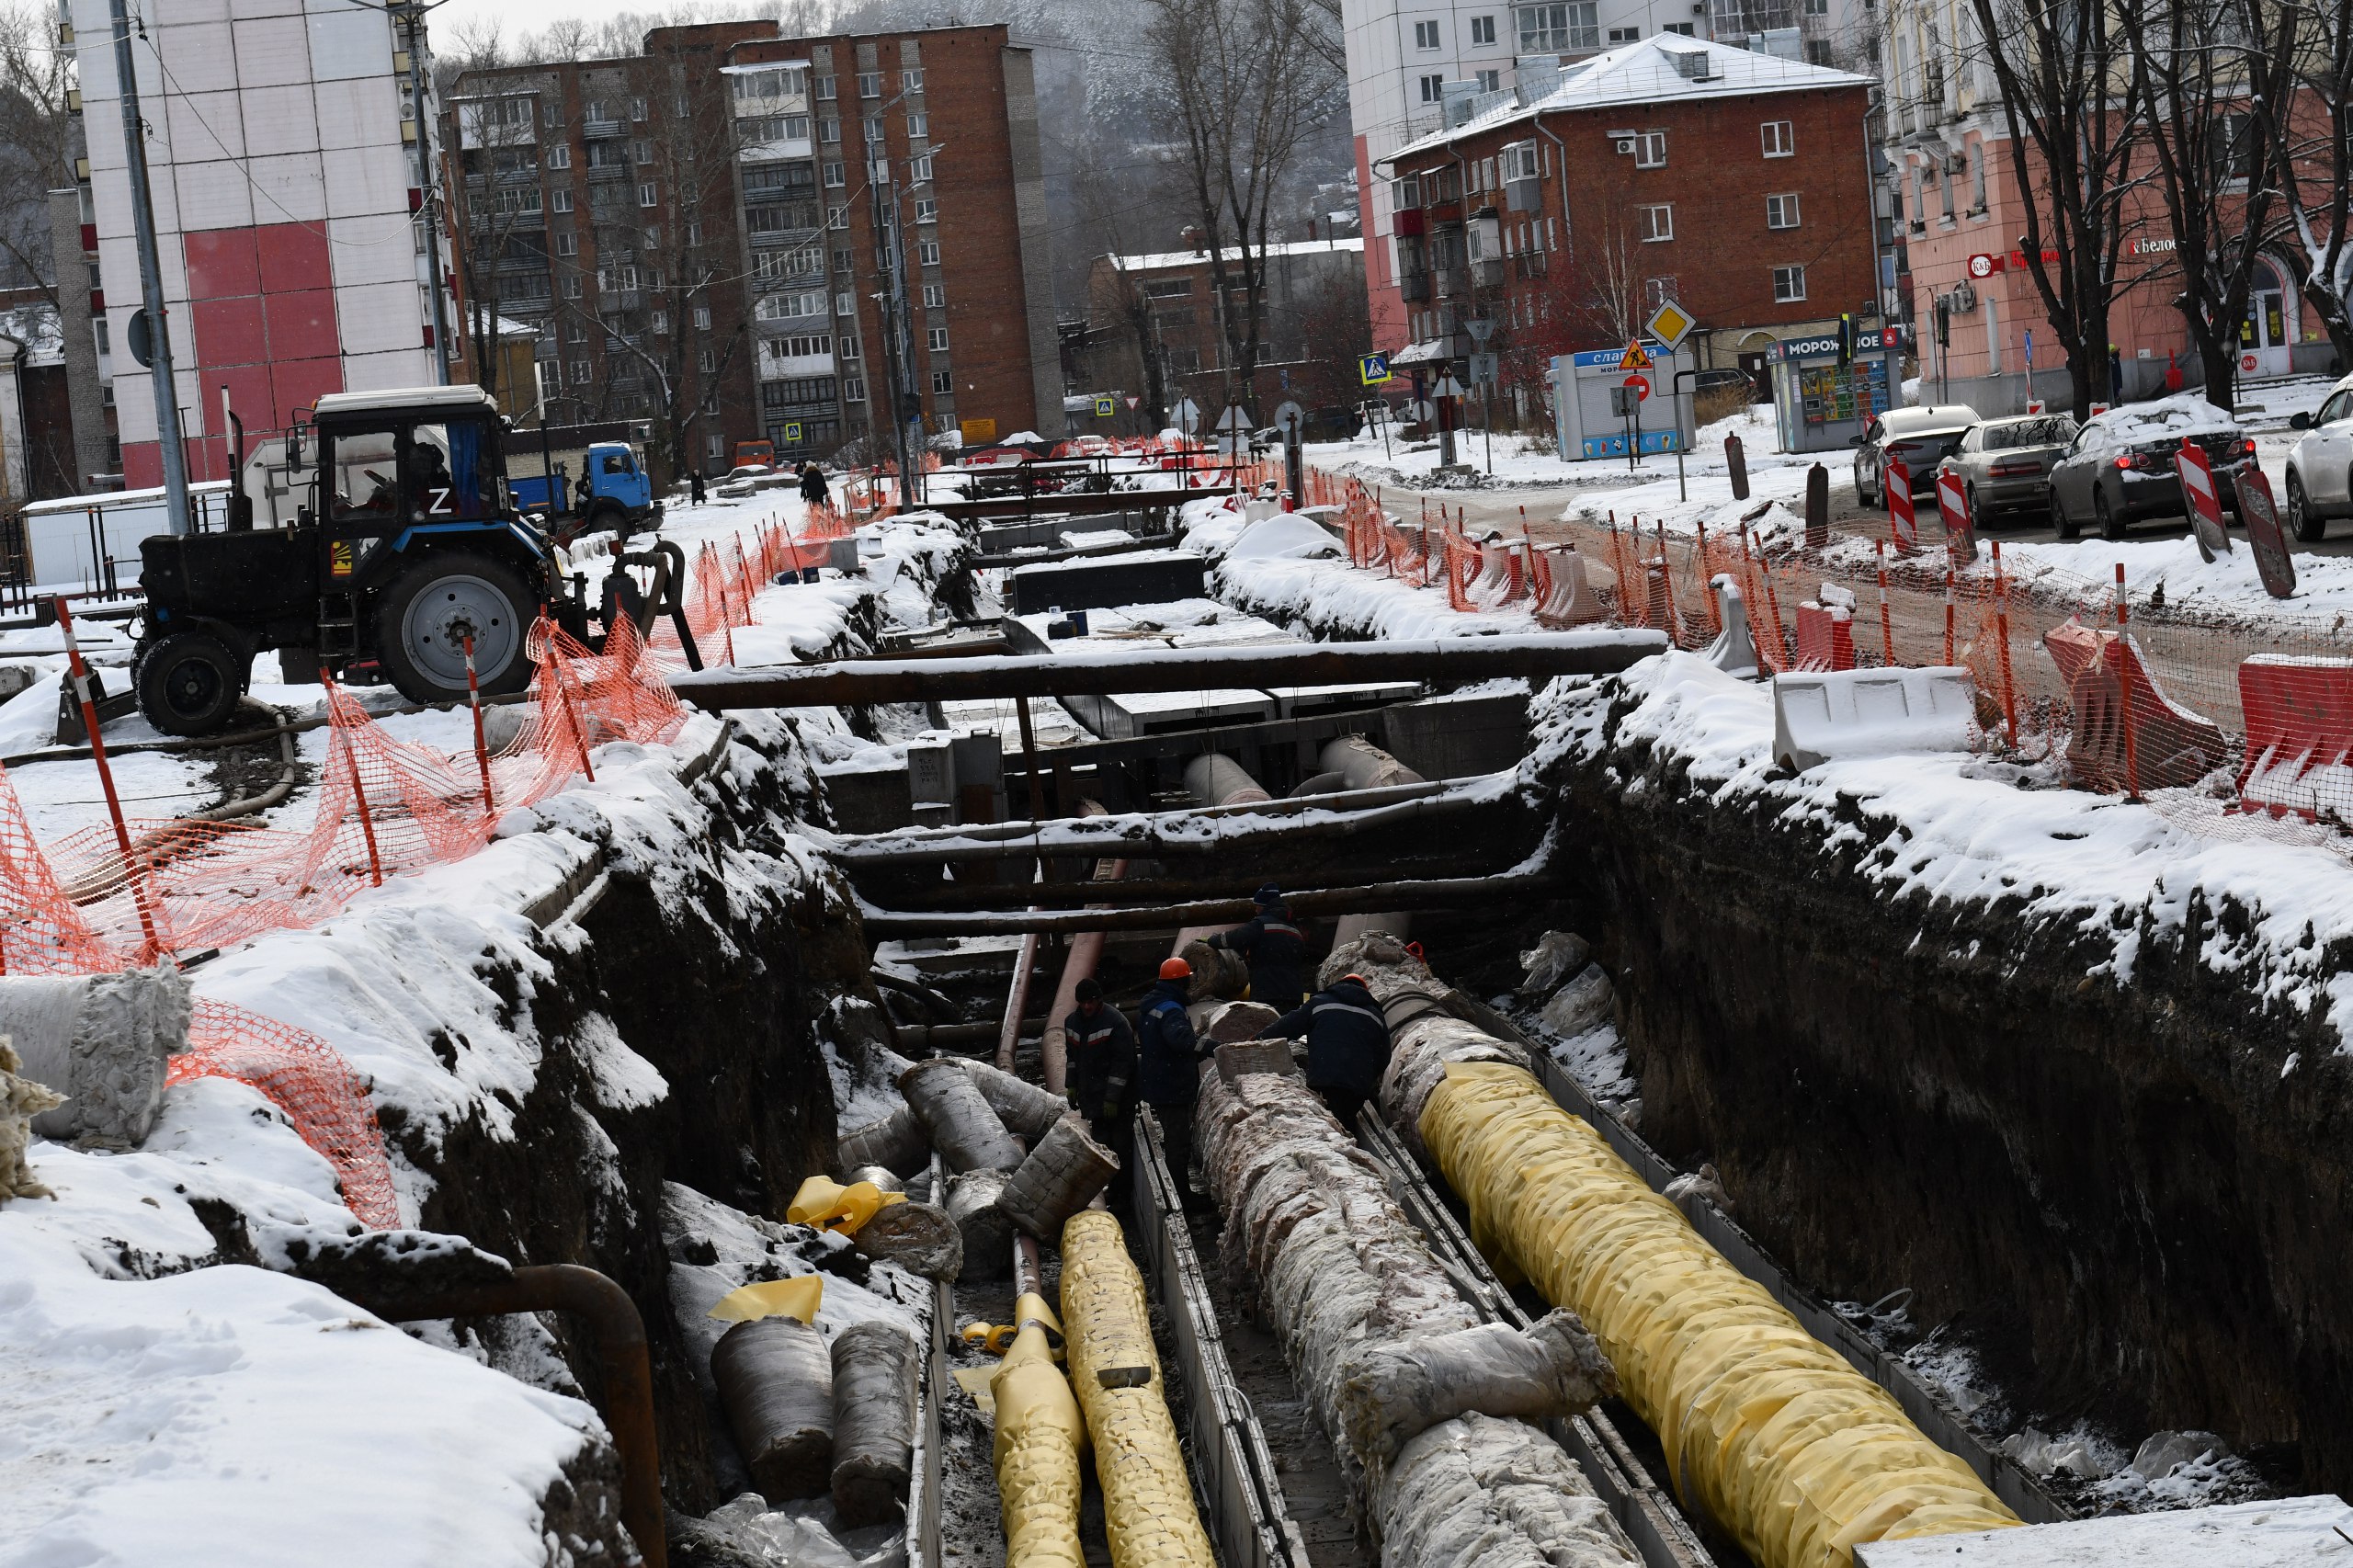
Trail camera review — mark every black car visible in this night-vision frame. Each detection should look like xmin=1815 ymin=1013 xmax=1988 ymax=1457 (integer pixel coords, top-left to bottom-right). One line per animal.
xmin=2044 ymin=399 xmax=2255 ymax=540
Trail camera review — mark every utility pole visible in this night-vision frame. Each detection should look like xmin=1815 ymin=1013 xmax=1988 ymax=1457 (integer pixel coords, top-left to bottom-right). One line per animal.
xmin=878 ymin=154 xmax=924 ymax=506
xmin=402 ymin=1 xmax=451 ymax=385
xmin=109 ymin=0 xmax=189 ymax=534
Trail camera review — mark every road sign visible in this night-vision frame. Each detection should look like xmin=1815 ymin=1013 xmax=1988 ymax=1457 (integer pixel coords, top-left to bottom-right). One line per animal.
xmin=1886 ymin=459 xmax=1916 ymax=549
xmin=1358 ymin=352 xmax=1392 ymax=385
xmin=1093 ymin=394 xmax=1115 ymax=418
xmin=1406 ymin=400 xmax=1436 ymax=423
xmin=1618 ymin=340 xmax=1654 ymax=370
xmin=782 ymin=421 xmax=804 ymax=445
xmin=1966 ymin=253 xmax=2001 ymax=279
xmin=1608 ymin=385 xmax=1639 ymax=418
xmin=1273 ymin=400 xmax=1307 ymax=435
xmin=2235 ymin=467 xmax=2298 ymax=598
xmin=1937 ymin=466 xmax=1975 ymax=564
xmin=127 ymin=308 xmax=156 ymax=369
xmin=1176 ymin=396 xmax=1202 ymax=433
xmin=2176 ymin=438 xmax=2232 ymax=562
xmin=1216 ymin=403 xmax=1252 ymax=431
xmin=1643 ymin=300 xmax=1695 ymax=349
xmin=1468 ymin=352 xmax=1499 ymax=386
xmin=1125 ymin=395 xmax=1141 ymax=410
xmin=1464 ymin=317 xmax=1495 ymax=344
xmin=1433 ymin=372 xmax=1467 ymax=399
xmin=1622 ymin=372 xmax=1651 ymax=402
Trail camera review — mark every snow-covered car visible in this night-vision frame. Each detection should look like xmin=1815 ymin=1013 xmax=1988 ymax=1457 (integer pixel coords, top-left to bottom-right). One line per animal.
xmin=1853 ymin=405 xmax=1980 ymax=506
xmin=2045 ymin=396 xmax=2256 ymax=540
xmin=1938 ymin=414 xmax=2078 ymax=523
xmin=2285 ymin=372 xmax=2353 ymax=540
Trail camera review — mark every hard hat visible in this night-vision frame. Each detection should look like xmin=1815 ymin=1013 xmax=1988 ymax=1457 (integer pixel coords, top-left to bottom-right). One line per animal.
xmin=1342 ymin=973 xmax=1369 ymax=986
xmin=1159 ymin=957 xmax=1192 ymax=981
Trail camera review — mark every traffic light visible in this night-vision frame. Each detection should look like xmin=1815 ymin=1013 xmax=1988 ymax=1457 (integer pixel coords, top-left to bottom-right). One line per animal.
xmin=1837 ymin=312 xmax=1854 ymax=366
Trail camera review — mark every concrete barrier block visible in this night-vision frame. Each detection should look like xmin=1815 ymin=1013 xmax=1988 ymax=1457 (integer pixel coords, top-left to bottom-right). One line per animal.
xmin=1701 ymin=576 xmax=1759 ymax=680
xmin=1772 ymin=666 xmax=1975 ymax=771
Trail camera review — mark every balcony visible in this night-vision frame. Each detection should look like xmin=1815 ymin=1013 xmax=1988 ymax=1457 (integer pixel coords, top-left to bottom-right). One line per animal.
xmin=1505 ymin=177 xmax=1542 ymax=215
xmin=1433 ymin=266 xmax=1468 ymax=298
xmin=1513 ymin=252 xmax=1548 ymax=279
xmin=585 ymin=159 xmax=631 ymax=181
xmin=582 ymin=117 xmax=627 ymax=140
xmin=739 ymin=136 xmax=816 ymax=164
xmin=602 ymin=288 xmax=642 ymax=311
xmin=1392 ymin=207 xmax=1426 ymax=238
xmin=1472 ymin=259 xmax=1504 ymax=290
xmin=762 ymin=353 xmax=835 ymax=377
xmin=1397 ymin=271 xmax=1431 ymax=302
xmin=495 ymin=252 xmax=551 ymax=275
xmin=1427 ymin=200 xmax=1462 ymax=228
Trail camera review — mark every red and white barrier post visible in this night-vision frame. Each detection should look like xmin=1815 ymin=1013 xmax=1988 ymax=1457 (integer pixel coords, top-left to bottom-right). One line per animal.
xmin=1886 ymin=459 xmax=1917 ymax=550
xmin=1937 ymin=466 xmax=1974 ymax=566
xmin=56 ymin=599 xmax=163 ymax=955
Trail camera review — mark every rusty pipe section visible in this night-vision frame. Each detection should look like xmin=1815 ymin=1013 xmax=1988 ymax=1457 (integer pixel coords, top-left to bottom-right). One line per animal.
xmin=669 ymin=631 xmax=1668 ymax=710
xmin=352 ymin=1263 xmax=665 ymax=1568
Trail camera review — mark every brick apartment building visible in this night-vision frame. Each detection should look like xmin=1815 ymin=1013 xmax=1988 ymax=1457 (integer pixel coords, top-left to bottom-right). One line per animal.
xmin=446 ymin=21 xmax=1061 ymax=475
xmin=1381 ymin=36 xmax=1875 ymax=415
xmin=1078 ymin=236 xmax=1367 ymax=433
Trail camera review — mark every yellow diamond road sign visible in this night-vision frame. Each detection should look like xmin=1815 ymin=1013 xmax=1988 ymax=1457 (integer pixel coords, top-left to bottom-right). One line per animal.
xmin=1645 ymin=301 xmax=1696 ymax=350
xmin=1619 ymin=340 xmax=1653 ymax=370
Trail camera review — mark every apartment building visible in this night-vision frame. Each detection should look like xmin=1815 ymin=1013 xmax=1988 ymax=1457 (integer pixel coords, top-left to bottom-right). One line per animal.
xmin=1381 ymin=37 xmax=1875 ymax=409
xmin=1343 ymin=0 xmax=1871 ymax=353
xmin=447 ymin=20 xmax=1061 ymax=473
xmin=69 ymin=0 xmax=449 ymax=490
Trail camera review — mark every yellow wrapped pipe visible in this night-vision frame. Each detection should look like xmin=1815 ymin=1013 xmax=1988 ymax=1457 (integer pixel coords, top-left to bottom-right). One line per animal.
xmin=1059 ymin=1210 xmax=1217 ymax=1568
xmin=989 ymin=1307 xmax=1086 ymax=1568
xmin=1420 ymin=1062 xmax=2019 ymax=1568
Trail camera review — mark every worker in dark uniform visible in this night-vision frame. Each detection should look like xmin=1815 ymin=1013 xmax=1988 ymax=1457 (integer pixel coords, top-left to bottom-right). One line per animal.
xmin=1135 ymin=957 xmax=1214 ymax=1207
xmin=1063 ymin=978 xmax=1136 ymax=1148
xmin=1205 ymin=884 xmax=1310 ymax=1012
xmin=1258 ymin=971 xmax=1392 ymax=1133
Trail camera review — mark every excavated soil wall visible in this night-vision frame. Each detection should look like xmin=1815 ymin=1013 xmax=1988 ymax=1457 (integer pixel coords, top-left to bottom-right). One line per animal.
xmin=1545 ymin=684 xmax=2353 ymax=1496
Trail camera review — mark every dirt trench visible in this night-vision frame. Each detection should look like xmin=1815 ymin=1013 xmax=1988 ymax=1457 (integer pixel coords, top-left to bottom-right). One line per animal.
xmin=1543 ymin=690 xmax=2353 ymax=1495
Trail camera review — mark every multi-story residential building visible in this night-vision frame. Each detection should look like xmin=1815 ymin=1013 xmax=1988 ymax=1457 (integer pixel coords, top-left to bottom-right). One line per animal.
xmin=447 ymin=20 xmax=1061 ymax=475
xmin=1381 ymin=35 xmax=1877 ymax=421
xmin=69 ymin=0 xmax=451 ymax=490
xmin=1343 ymin=0 xmax=1872 ymax=353
xmin=1079 ymin=236 xmax=1367 ymax=428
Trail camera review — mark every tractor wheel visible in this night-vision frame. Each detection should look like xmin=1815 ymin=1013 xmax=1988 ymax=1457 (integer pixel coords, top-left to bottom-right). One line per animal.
xmin=135 ymin=631 xmax=246 ymax=736
xmin=372 ymin=551 xmax=535 ymax=706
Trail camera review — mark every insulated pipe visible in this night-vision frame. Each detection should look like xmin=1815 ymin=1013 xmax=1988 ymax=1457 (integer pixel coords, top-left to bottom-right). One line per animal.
xmin=858 ymin=871 xmax=1558 ymax=938
xmin=1037 ymin=801 xmax=1120 ymax=1096
xmin=1173 ymin=753 xmax=1271 ymax=960
xmin=350 ymin=1265 xmax=666 ymax=1568
xmin=830 ymin=777 xmax=1464 ymax=854
xmin=669 ymin=631 xmax=1670 ymax=710
xmin=1319 ymin=736 xmax=1427 ymax=949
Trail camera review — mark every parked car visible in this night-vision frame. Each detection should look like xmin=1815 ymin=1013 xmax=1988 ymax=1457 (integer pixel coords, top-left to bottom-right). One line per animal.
xmin=1853 ymin=405 xmax=1981 ymax=506
xmin=1938 ymin=414 xmax=2079 ymax=523
xmin=2285 ymin=373 xmax=2353 ymax=540
xmin=2044 ymin=396 xmax=2256 ymax=540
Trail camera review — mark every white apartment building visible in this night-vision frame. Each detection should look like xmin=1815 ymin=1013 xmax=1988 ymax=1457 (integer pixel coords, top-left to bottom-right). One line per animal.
xmin=1344 ymin=0 xmax=1873 ymax=350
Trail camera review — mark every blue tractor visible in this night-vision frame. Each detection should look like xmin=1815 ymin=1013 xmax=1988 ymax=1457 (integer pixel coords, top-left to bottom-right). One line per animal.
xmin=132 ymin=385 xmax=695 ymax=735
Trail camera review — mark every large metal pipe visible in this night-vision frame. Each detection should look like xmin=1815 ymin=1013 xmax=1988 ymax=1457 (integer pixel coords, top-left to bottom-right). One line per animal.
xmin=1037 ymin=802 xmax=1124 ymax=1097
xmin=872 ymin=857 xmax=1528 ymax=914
xmin=831 ymin=777 xmax=1463 ymax=852
xmin=349 ymin=1265 xmax=665 ymax=1568
xmin=1174 ymin=753 xmax=1269 ymax=958
xmin=1320 ymin=736 xmax=1427 ymax=949
xmin=669 ymin=631 xmax=1667 ymax=710
xmin=858 ymin=871 xmax=1557 ymax=938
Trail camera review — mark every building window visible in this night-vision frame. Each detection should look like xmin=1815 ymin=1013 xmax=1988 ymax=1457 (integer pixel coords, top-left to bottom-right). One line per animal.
xmin=1766 ymin=192 xmax=1801 ymax=228
xmin=1518 ymin=3 xmax=1598 ymax=52
xmin=642 ymin=225 xmax=661 ymax=250
xmin=1633 ymin=130 xmax=1666 ymax=167
xmin=568 ymin=320 xmax=588 ymax=343
xmin=563 ymin=275 xmax=584 ymax=298
xmin=687 ymin=220 xmax=703 ymax=245
xmin=551 ymin=188 xmax=573 ymax=213
xmin=1643 ymin=276 xmax=1677 ymax=309
xmin=1607 ymin=25 xmax=1639 ymax=41
xmin=922 ymin=282 xmax=946 ymax=307
xmin=858 ymin=71 xmax=882 ymax=97
xmin=639 ymin=182 xmax=657 ymax=207
xmin=828 ymin=205 xmax=848 ymax=230
xmin=570 ymin=358 xmax=591 ymax=384
xmin=844 ymin=375 xmax=866 ymax=401
xmin=824 ymin=161 xmax=846 ymax=187
xmin=553 ymin=231 xmax=578 ymax=257
xmin=698 ymin=347 xmax=715 ymax=371
xmin=1773 ymin=264 xmax=1806 ymax=301
xmin=908 ymin=111 xmax=928 ymax=137
xmin=1415 ymin=19 xmax=1440 ymax=47
xmin=631 ymin=97 xmax=647 ymax=121
xmin=902 ymin=67 xmax=924 ymax=92
xmin=1762 ymin=119 xmax=1793 ymax=157
xmin=1475 ymin=68 xmax=1500 ymax=90
xmin=927 ymin=326 xmax=949 ymax=352
xmin=547 ymin=143 xmax=571 ymax=169
xmin=652 ymin=310 xmax=669 ymax=333
xmin=910 ymin=153 xmax=933 ymax=183
xmin=1471 ymin=14 xmax=1496 ymax=43
xmin=1638 ymin=203 xmax=1672 ymax=241
xmin=1419 ymin=74 xmax=1445 ymax=103
xmin=930 ymin=369 xmax=952 ymax=393
xmin=863 ymin=114 xmax=884 ymax=140
xmin=821 ymin=118 xmax=840 ymax=143
xmin=1664 ymin=19 xmax=1694 ymax=32
xmin=709 ymin=433 xmax=726 ymax=462
xmin=633 ymin=138 xmax=652 ymax=165
xmin=839 ymin=333 xmax=861 ymax=360
xmin=816 ymin=75 xmax=836 ymax=100
xmin=833 ymin=290 xmax=854 ymax=316
xmin=915 ymin=199 xmax=938 ymax=222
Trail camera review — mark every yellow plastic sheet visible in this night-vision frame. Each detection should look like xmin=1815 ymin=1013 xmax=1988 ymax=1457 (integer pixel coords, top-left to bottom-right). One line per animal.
xmin=1060 ymin=1210 xmax=1217 ymax=1568
xmin=991 ymin=1317 xmax=1087 ymax=1568
xmin=1420 ymin=1062 xmax=2020 ymax=1568
xmin=786 ymin=1175 xmax=905 ymax=1233
xmin=708 ymin=1275 xmax=824 ymax=1324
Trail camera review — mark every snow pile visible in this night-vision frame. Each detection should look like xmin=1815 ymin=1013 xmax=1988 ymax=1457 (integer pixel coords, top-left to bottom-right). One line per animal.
xmin=1224 ymin=513 xmax=1344 ymax=562
xmin=2079 ymin=393 xmax=2240 ymax=449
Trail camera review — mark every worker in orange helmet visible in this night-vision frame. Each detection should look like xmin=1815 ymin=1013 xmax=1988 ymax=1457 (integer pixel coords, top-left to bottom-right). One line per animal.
xmin=1135 ymin=955 xmax=1213 ymax=1208
xmin=1258 ymin=971 xmax=1392 ymax=1133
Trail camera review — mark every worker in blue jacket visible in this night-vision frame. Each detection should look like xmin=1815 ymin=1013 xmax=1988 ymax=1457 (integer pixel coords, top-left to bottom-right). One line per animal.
xmin=1258 ymin=972 xmax=1392 ymax=1133
xmin=1136 ymin=957 xmax=1214 ymax=1206
xmin=1206 ymin=884 xmax=1310 ymax=1012
xmin=1063 ymin=977 xmax=1137 ymax=1142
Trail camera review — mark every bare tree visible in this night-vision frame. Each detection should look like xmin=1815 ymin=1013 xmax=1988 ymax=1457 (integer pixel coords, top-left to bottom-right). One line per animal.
xmin=2272 ymin=0 xmax=2353 ymax=365
xmin=1964 ymin=0 xmax=2152 ymax=415
xmin=1145 ymin=0 xmax=1342 ymax=412
xmin=0 ymin=1 xmax=77 ymax=303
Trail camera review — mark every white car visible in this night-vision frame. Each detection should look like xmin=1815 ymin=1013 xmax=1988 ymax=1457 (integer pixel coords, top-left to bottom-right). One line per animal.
xmin=2286 ymin=373 xmax=2353 ymax=541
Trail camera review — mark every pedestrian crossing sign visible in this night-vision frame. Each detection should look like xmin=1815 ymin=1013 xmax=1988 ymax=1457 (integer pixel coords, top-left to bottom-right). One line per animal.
xmin=1094 ymin=394 xmax=1116 ymax=417
xmin=1618 ymin=340 xmax=1653 ymax=370
xmin=782 ymin=421 xmax=804 ymax=444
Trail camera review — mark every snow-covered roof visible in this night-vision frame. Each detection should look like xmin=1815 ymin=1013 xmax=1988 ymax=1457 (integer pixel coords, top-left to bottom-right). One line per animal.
xmin=1109 ymin=237 xmax=1364 ymax=274
xmin=1389 ymin=36 xmax=1872 ymax=163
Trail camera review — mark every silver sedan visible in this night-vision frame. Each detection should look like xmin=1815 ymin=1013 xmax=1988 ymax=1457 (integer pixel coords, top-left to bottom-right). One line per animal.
xmin=1938 ymin=414 xmax=2078 ymax=523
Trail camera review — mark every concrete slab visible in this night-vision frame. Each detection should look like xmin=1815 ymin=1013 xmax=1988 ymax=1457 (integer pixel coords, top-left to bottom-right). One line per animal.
xmin=1854 ymin=1495 xmax=2353 ymax=1567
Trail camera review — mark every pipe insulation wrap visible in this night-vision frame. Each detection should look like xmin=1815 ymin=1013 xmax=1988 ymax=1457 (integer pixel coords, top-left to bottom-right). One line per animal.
xmin=898 ymin=1057 xmax=1024 ymax=1173
xmin=1195 ymin=1068 xmax=1640 ymax=1567
xmin=0 ymin=965 xmax=191 ymax=1148
xmin=710 ymin=1315 xmax=835 ymax=1502
xmin=989 ymin=1318 xmax=1087 ymax=1568
xmin=829 ymin=1321 xmax=917 ymax=1528
xmin=1417 ymin=1062 xmax=2022 ymax=1568
xmin=1058 ymin=1210 xmax=1218 ymax=1567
